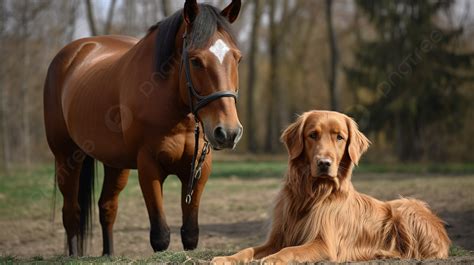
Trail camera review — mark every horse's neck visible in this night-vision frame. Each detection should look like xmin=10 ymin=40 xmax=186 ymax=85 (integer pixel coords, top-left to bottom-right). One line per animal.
xmin=120 ymin=28 xmax=190 ymax=124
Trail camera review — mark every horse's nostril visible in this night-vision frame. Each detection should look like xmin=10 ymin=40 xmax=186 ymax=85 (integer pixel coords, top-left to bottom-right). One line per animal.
xmin=213 ymin=126 xmax=227 ymax=144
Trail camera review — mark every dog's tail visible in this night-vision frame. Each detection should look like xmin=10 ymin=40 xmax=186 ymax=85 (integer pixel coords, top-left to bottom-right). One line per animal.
xmin=382 ymin=204 xmax=415 ymax=259
xmin=385 ymin=198 xmax=450 ymax=259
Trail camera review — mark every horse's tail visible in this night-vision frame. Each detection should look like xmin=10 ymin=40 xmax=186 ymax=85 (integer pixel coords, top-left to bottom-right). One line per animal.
xmin=78 ymin=154 xmax=96 ymax=254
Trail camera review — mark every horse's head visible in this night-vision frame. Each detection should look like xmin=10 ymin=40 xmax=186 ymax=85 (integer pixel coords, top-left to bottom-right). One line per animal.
xmin=179 ymin=0 xmax=243 ymax=150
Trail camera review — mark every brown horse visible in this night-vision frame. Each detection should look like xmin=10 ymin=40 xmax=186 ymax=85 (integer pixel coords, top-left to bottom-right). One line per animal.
xmin=43 ymin=0 xmax=242 ymax=256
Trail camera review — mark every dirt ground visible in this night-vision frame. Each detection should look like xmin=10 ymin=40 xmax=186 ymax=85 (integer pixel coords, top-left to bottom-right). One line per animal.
xmin=1 ymin=173 xmax=473 ymax=261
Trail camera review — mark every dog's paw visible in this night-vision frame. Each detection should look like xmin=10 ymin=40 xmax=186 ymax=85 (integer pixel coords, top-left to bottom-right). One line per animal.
xmin=211 ymin=256 xmax=238 ymax=265
xmin=260 ymin=255 xmax=286 ymax=265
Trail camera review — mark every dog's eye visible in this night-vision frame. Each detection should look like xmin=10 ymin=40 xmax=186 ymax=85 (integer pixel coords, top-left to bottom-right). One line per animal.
xmin=337 ymin=134 xmax=344 ymax=141
xmin=309 ymin=132 xmax=318 ymax=139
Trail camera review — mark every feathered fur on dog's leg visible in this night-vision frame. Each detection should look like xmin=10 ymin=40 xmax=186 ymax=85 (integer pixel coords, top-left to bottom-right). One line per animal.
xmin=211 ymin=223 xmax=283 ymax=264
xmin=261 ymin=239 xmax=335 ymax=264
xmin=212 ymin=244 xmax=279 ymax=264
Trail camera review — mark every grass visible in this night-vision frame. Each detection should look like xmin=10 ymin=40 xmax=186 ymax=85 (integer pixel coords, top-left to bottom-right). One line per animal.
xmin=212 ymin=160 xmax=474 ymax=178
xmin=1 ymin=248 xmax=473 ymax=264
xmin=1 ymin=161 xmax=473 ymax=263
xmin=449 ymin=245 xmax=473 ymax=257
xmin=0 ymin=250 xmax=236 ymax=264
xmin=0 ymin=160 xmax=473 ymax=219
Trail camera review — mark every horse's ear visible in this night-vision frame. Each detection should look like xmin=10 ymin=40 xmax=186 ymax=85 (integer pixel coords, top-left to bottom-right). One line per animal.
xmin=221 ymin=0 xmax=241 ymax=24
xmin=281 ymin=113 xmax=308 ymax=160
xmin=183 ymin=0 xmax=200 ymax=25
xmin=345 ymin=116 xmax=370 ymax=166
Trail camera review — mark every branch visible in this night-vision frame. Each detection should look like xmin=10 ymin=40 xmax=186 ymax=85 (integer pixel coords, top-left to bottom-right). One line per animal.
xmin=84 ymin=0 xmax=98 ymax=36
xmin=161 ymin=0 xmax=172 ymax=17
xmin=103 ymin=0 xmax=117 ymax=35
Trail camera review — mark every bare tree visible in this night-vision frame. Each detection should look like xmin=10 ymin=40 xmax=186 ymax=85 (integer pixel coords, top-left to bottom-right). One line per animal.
xmin=65 ymin=0 xmax=80 ymax=42
xmin=0 ymin=0 xmax=9 ymax=172
xmin=122 ymin=0 xmax=138 ymax=35
xmin=325 ymin=0 xmax=339 ymax=111
xmin=84 ymin=0 xmax=98 ymax=36
xmin=20 ymin=0 xmax=31 ymax=170
xmin=264 ymin=0 xmax=303 ymax=153
xmin=246 ymin=0 xmax=263 ymax=153
xmin=84 ymin=0 xmax=118 ymax=36
xmin=264 ymin=0 xmax=278 ymax=153
xmin=16 ymin=0 xmax=50 ymax=170
xmin=161 ymin=0 xmax=172 ymax=17
xmin=104 ymin=0 xmax=118 ymax=34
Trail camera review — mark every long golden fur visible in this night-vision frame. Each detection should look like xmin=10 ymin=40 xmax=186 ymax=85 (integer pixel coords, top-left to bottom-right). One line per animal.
xmin=213 ymin=110 xmax=450 ymax=264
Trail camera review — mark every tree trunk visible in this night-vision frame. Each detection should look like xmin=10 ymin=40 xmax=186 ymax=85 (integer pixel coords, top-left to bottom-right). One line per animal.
xmin=123 ymin=0 xmax=137 ymax=35
xmin=20 ymin=0 xmax=31 ymax=170
xmin=325 ymin=0 xmax=339 ymax=111
xmin=246 ymin=0 xmax=263 ymax=153
xmin=103 ymin=0 xmax=117 ymax=35
xmin=161 ymin=0 xmax=172 ymax=17
xmin=0 ymin=0 xmax=10 ymax=172
xmin=264 ymin=0 xmax=281 ymax=153
xmin=84 ymin=0 xmax=98 ymax=36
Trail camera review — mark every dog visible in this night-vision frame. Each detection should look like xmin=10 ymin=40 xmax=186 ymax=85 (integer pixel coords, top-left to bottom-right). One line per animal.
xmin=212 ymin=110 xmax=450 ymax=264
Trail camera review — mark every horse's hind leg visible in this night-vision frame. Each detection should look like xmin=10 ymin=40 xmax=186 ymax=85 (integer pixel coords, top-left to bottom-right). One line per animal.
xmin=55 ymin=149 xmax=85 ymax=256
xmin=99 ymin=166 xmax=129 ymax=256
xmin=178 ymin=160 xmax=210 ymax=250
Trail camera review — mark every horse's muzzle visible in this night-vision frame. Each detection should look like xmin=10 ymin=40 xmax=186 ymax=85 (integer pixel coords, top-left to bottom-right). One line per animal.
xmin=211 ymin=125 xmax=243 ymax=150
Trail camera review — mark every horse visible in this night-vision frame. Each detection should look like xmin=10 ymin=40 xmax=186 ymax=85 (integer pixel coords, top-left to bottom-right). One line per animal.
xmin=43 ymin=0 xmax=242 ymax=256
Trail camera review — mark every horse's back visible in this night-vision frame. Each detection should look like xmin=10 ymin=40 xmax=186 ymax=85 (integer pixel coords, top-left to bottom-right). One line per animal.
xmin=44 ymin=35 xmax=138 ymax=155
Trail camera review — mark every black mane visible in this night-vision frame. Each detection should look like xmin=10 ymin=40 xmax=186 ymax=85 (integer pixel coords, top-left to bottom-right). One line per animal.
xmin=150 ymin=4 xmax=236 ymax=79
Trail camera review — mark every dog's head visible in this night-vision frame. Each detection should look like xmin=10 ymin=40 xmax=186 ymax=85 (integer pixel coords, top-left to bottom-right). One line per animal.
xmin=281 ymin=111 xmax=370 ymax=184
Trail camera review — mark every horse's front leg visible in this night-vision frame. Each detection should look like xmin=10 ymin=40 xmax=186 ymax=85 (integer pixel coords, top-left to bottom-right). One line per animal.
xmin=178 ymin=158 xmax=211 ymax=250
xmin=137 ymin=149 xmax=170 ymax=252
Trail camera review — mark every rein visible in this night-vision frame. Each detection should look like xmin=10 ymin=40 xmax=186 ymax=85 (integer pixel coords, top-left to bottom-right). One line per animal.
xmin=181 ymin=32 xmax=238 ymax=204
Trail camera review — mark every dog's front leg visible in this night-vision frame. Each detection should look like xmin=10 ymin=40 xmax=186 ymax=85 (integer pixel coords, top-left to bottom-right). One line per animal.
xmin=212 ymin=244 xmax=279 ymax=264
xmin=261 ymin=240 xmax=334 ymax=264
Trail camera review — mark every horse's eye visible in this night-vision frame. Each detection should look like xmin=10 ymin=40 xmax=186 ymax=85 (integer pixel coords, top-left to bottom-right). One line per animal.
xmin=190 ymin=58 xmax=204 ymax=68
xmin=237 ymin=56 xmax=243 ymax=64
xmin=337 ymin=134 xmax=344 ymax=141
xmin=309 ymin=132 xmax=318 ymax=139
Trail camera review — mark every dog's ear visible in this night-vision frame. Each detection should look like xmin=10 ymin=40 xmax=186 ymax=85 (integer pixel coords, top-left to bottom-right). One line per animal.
xmin=281 ymin=113 xmax=308 ymax=160
xmin=345 ymin=116 xmax=370 ymax=165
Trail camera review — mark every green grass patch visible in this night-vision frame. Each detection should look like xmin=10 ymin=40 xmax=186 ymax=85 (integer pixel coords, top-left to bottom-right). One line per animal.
xmin=358 ymin=162 xmax=474 ymax=175
xmin=450 ymin=245 xmax=473 ymax=256
xmin=1 ymin=161 xmax=473 ymax=220
xmin=0 ymin=166 xmax=55 ymax=218
xmin=0 ymin=250 xmax=236 ymax=264
xmin=210 ymin=160 xmax=474 ymax=178
xmin=211 ymin=161 xmax=288 ymax=178
xmin=145 ymin=249 xmax=234 ymax=263
xmin=1 ymin=247 xmax=472 ymax=264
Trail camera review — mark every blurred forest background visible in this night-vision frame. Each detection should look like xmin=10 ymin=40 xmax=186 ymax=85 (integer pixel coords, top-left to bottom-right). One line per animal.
xmin=0 ymin=0 xmax=473 ymax=173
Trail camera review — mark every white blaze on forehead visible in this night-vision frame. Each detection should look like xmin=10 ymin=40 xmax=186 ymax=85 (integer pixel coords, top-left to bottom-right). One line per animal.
xmin=209 ymin=39 xmax=230 ymax=64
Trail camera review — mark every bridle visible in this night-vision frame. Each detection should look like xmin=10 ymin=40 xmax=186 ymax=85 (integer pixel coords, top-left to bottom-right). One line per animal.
xmin=181 ymin=32 xmax=238 ymax=204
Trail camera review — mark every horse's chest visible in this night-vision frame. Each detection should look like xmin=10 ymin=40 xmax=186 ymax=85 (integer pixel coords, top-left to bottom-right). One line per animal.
xmin=153 ymin=132 xmax=202 ymax=175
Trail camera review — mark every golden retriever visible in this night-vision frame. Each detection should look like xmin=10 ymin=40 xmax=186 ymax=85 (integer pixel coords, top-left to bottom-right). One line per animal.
xmin=212 ymin=110 xmax=450 ymax=264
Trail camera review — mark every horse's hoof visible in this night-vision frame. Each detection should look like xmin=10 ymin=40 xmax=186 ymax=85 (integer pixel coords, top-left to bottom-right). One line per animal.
xmin=181 ymin=226 xmax=199 ymax=250
xmin=150 ymin=228 xmax=170 ymax=251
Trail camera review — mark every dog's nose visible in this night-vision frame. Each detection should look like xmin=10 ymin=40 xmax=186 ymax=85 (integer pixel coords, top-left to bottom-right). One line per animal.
xmin=213 ymin=125 xmax=243 ymax=148
xmin=317 ymin=158 xmax=332 ymax=171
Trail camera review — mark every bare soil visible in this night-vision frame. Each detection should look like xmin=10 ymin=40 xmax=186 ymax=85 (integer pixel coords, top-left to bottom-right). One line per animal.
xmin=1 ymin=173 xmax=473 ymax=263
